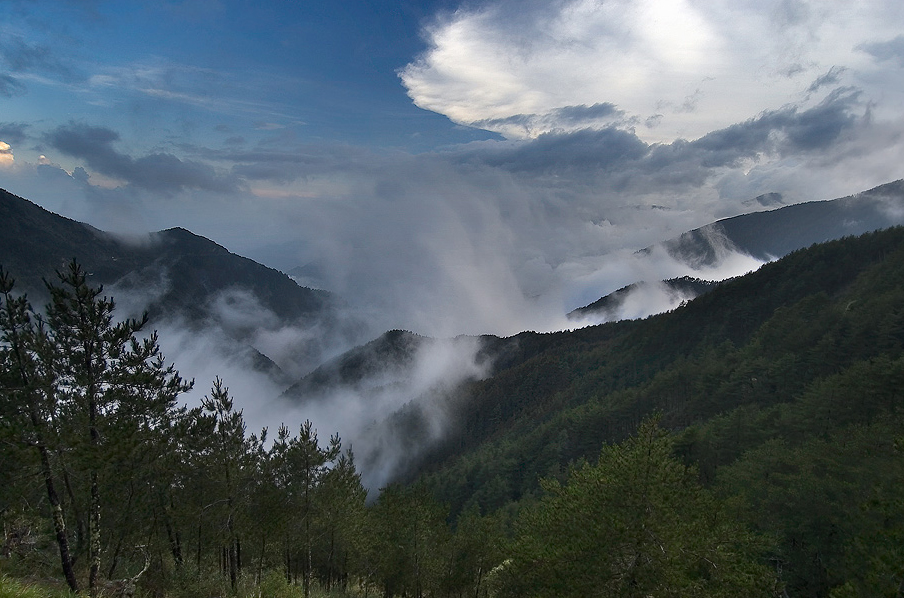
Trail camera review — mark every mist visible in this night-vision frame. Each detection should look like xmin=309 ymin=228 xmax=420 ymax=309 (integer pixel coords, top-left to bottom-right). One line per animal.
xmin=5 ymin=51 xmax=903 ymax=487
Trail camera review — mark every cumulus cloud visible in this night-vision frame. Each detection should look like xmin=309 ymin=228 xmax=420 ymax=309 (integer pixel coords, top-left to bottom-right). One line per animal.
xmin=400 ymin=0 xmax=904 ymax=141
xmin=0 ymin=142 xmax=14 ymax=167
xmin=45 ymin=122 xmax=242 ymax=194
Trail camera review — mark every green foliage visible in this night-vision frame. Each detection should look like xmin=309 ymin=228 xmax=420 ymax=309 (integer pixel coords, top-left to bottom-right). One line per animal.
xmin=364 ymin=483 xmax=450 ymax=598
xmin=498 ymin=419 xmax=775 ymax=598
xmin=6 ymin=227 xmax=904 ymax=597
xmin=716 ymin=420 xmax=904 ymax=597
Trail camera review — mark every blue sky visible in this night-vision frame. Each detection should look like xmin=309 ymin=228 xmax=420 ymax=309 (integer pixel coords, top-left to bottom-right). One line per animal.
xmin=2 ymin=0 xmax=904 ymax=336
xmin=1 ymin=0 xmax=492 ymax=153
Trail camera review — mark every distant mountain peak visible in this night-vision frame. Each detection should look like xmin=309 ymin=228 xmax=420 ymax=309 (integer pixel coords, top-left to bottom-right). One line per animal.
xmin=742 ymin=191 xmax=784 ymax=208
xmin=653 ymin=179 xmax=904 ymax=267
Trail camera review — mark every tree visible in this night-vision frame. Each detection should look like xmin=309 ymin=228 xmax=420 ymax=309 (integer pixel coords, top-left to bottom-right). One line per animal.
xmin=183 ymin=377 xmax=263 ymax=590
xmin=285 ymin=420 xmax=340 ymax=598
xmin=444 ymin=504 xmax=506 ymax=598
xmin=0 ymin=262 xmax=192 ymax=595
xmin=0 ymin=268 xmax=79 ymax=591
xmin=367 ymin=483 xmax=449 ymax=598
xmin=316 ymin=447 xmax=367 ymax=591
xmin=498 ymin=418 xmax=775 ymax=598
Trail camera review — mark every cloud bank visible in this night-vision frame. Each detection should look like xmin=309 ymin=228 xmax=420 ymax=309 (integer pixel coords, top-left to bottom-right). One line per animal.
xmin=3 ymin=80 xmax=902 ymax=338
xmin=401 ymin=0 xmax=904 ymax=141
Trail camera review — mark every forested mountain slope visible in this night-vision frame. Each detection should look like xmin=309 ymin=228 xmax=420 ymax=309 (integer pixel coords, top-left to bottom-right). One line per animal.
xmin=417 ymin=226 xmax=904 ymax=509
xmin=0 ymin=187 xmax=334 ymax=323
xmin=654 ymin=179 xmax=904 ymax=266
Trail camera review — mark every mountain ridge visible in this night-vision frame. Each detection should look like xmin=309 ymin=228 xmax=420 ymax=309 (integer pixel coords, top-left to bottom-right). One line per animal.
xmin=0 ymin=187 xmax=334 ymax=322
xmin=654 ymin=179 xmax=904 ymax=266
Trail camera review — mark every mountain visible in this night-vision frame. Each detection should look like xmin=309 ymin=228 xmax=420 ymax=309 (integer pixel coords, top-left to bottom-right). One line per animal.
xmin=281 ymin=329 xmax=428 ymax=400
xmin=572 ymin=180 xmax=904 ymax=323
xmin=568 ymin=276 xmax=721 ymax=322
xmin=408 ymin=225 xmax=904 ymax=513
xmin=654 ymin=179 xmax=904 ymax=267
xmin=0 ymin=187 xmax=333 ymax=320
xmin=0 ymin=187 xmax=354 ymax=380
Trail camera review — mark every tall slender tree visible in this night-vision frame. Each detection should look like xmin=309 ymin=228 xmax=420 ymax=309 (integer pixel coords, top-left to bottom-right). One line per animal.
xmin=0 ymin=262 xmax=192 ymax=595
xmin=0 ymin=268 xmax=79 ymax=592
xmin=288 ymin=420 xmax=340 ymax=598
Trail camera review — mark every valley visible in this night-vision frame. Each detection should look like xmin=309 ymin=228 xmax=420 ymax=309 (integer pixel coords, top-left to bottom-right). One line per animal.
xmin=3 ymin=183 xmax=904 ymax=596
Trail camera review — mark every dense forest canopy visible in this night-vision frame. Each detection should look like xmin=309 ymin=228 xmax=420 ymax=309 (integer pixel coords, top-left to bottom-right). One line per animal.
xmin=3 ymin=226 xmax=904 ymax=597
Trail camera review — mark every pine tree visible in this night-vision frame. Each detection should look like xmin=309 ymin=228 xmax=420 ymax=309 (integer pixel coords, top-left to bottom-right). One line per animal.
xmin=499 ymin=418 xmax=775 ymax=598
xmin=0 ymin=262 xmax=192 ymax=595
xmin=0 ymin=268 xmax=79 ymax=591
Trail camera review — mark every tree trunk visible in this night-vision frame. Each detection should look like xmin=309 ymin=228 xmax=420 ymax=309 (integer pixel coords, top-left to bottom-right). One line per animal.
xmin=162 ymin=504 xmax=183 ymax=568
xmin=89 ymin=469 xmax=101 ymax=596
xmin=88 ymin=387 xmax=102 ymax=597
xmin=36 ymin=427 xmax=80 ymax=593
xmin=4 ymin=295 xmax=79 ymax=592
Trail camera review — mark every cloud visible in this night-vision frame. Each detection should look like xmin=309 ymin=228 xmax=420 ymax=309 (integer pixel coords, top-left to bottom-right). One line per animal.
xmin=0 ymin=122 xmax=29 ymax=145
xmin=275 ymin=334 xmax=491 ymax=491
xmin=807 ymin=66 xmax=847 ymax=94
xmin=0 ymin=33 xmax=77 ymax=94
xmin=0 ymin=35 xmax=55 ymax=72
xmin=858 ymin=35 xmax=904 ymax=67
xmin=0 ymin=141 xmax=14 ymax=167
xmin=471 ymin=103 xmax=627 ymax=139
xmin=400 ymin=0 xmax=903 ymax=141
xmin=1 ymin=44 xmax=897 ymax=343
xmin=6 ymin=78 xmax=892 ymax=341
xmin=44 ymin=122 xmax=242 ymax=194
xmin=0 ymin=74 xmax=26 ymax=98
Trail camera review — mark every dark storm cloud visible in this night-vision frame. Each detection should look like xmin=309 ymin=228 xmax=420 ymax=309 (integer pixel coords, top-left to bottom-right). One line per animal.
xmin=459 ymin=127 xmax=648 ymax=174
xmin=45 ymin=122 xmax=241 ymax=194
xmin=553 ymin=103 xmax=621 ymax=123
xmin=0 ymin=123 xmax=29 ymax=145
xmin=678 ymin=88 xmax=859 ymax=156
xmin=807 ymin=66 xmax=847 ymax=94
xmin=457 ymin=89 xmax=862 ymax=184
xmin=778 ymin=89 xmax=860 ymax=151
xmin=858 ymin=35 xmax=904 ymax=67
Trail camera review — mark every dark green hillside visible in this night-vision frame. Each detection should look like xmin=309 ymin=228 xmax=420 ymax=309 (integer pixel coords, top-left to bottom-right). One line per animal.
xmin=418 ymin=226 xmax=904 ymax=508
xmin=4 ymin=222 xmax=904 ymax=598
xmin=567 ymin=276 xmax=721 ymax=321
xmin=397 ymin=226 xmax=904 ymax=596
xmin=281 ymin=329 xmax=428 ymax=400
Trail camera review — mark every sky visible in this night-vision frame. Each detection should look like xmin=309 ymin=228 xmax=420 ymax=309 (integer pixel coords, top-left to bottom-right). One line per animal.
xmin=2 ymin=0 xmax=904 ymax=338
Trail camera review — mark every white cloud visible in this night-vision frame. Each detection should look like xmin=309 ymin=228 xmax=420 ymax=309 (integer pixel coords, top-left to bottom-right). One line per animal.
xmin=401 ymin=0 xmax=904 ymax=141
xmin=0 ymin=141 xmax=13 ymax=167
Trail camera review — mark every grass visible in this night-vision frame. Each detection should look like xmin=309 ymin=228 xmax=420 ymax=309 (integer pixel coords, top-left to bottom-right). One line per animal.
xmin=0 ymin=575 xmax=73 ymax=598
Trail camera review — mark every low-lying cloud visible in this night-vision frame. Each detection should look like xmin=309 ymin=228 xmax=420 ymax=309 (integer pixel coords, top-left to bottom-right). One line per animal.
xmin=275 ymin=334 xmax=491 ymax=491
xmin=6 ymin=83 xmax=902 ymax=340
